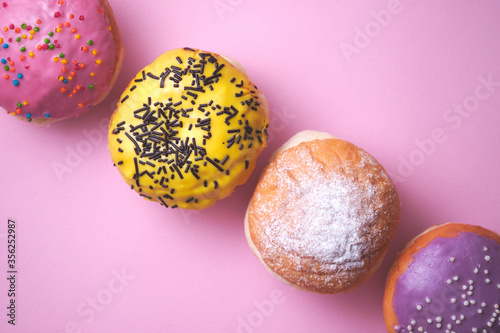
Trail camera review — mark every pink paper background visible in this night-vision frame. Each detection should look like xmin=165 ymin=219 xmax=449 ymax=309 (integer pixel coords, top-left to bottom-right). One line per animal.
xmin=1 ymin=0 xmax=500 ymax=332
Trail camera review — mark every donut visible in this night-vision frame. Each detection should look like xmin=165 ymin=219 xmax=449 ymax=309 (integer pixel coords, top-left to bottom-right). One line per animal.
xmin=0 ymin=0 xmax=124 ymax=123
xmin=108 ymin=48 xmax=269 ymax=210
xmin=245 ymin=130 xmax=401 ymax=294
xmin=383 ymin=223 xmax=500 ymax=333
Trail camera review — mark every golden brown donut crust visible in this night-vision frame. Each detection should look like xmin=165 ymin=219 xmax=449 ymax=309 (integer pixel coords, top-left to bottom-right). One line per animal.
xmin=247 ymin=137 xmax=401 ymax=294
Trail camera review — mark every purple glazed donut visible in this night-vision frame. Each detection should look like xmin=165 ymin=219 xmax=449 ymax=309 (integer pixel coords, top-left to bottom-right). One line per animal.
xmin=384 ymin=223 xmax=500 ymax=333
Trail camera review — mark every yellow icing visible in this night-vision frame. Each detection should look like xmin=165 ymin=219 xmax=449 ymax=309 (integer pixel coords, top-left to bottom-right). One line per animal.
xmin=108 ymin=48 xmax=269 ymax=209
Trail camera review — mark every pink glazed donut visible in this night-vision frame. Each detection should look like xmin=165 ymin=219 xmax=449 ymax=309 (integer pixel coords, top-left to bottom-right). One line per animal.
xmin=0 ymin=0 xmax=124 ymax=123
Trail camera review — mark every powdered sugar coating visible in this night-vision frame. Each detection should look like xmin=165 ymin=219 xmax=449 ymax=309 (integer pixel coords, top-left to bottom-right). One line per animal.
xmin=248 ymin=138 xmax=401 ymax=294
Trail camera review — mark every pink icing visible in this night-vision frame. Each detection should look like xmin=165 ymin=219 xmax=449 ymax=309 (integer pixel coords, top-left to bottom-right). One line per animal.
xmin=0 ymin=0 xmax=121 ymax=121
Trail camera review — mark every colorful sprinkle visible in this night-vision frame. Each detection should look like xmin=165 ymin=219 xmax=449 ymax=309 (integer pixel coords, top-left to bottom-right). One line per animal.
xmin=88 ymin=84 xmax=94 ymax=89
xmin=13 ymin=80 xmax=19 ymax=86
xmin=3 ymin=43 xmax=9 ymax=49
xmin=17 ymin=73 xmax=23 ymax=79
xmin=87 ymin=40 xmax=93 ymax=46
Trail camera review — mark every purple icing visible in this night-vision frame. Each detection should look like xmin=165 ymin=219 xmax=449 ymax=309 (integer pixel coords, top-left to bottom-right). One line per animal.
xmin=392 ymin=232 xmax=500 ymax=333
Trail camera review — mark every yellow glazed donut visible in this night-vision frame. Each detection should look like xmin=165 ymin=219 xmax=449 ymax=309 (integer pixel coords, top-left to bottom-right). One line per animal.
xmin=108 ymin=48 xmax=269 ymax=209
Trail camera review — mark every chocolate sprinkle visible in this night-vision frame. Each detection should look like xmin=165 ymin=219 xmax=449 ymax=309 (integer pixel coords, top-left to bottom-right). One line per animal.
xmin=112 ymin=49 xmax=268 ymax=208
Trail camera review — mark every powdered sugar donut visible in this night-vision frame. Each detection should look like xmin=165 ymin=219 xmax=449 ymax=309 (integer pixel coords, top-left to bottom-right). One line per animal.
xmin=0 ymin=0 xmax=124 ymax=123
xmin=245 ymin=130 xmax=401 ymax=294
xmin=383 ymin=223 xmax=500 ymax=333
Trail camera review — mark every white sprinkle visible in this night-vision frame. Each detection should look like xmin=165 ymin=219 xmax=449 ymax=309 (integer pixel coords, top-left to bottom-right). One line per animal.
xmin=447 ymin=279 xmax=453 ymax=284
xmin=497 ymin=284 xmax=500 ymax=289
xmin=418 ymin=327 xmax=424 ymax=332
xmin=427 ymin=319 xmax=433 ymax=324
xmin=464 ymin=301 xmax=470 ymax=306
xmin=495 ymin=304 xmax=500 ymax=309
xmin=453 ymin=276 xmax=459 ymax=281
xmin=471 ymin=300 xmax=477 ymax=305
xmin=488 ymin=322 xmax=493 ymax=327
xmin=456 ymin=320 xmax=462 ymax=325
xmin=417 ymin=304 xmax=423 ymax=311
xmin=436 ymin=317 xmax=442 ymax=323
xmin=407 ymin=325 xmax=413 ymax=331
xmin=468 ymin=291 xmax=474 ymax=296
xmin=485 ymin=255 xmax=492 ymax=262
xmin=462 ymin=294 xmax=467 ymax=299
xmin=486 ymin=278 xmax=491 ymax=284
xmin=463 ymin=285 xmax=468 ymax=290
xmin=411 ymin=320 xmax=417 ymax=325
xmin=460 ymin=315 xmax=465 ymax=320
xmin=482 ymin=302 xmax=487 ymax=307
xmin=485 ymin=269 xmax=490 ymax=275
xmin=450 ymin=257 xmax=456 ymax=262
xmin=426 ymin=297 xmax=431 ymax=304
xmin=447 ymin=324 xmax=452 ymax=329
xmin=484 ymin=246 xmax=489 ymax=251
xmin=474 ymin=268 xmax=479 ymax=274
xmin=451 ymin=298 xmax=457 ymax=303
xmin=452 ymin=315 xmax=457 ymax=320
xmin=436 ymin=323 xmax=442 ymax=328
xmin=472 ymin=328 xmax=478 ymax=333
xmin=478 ymin=309 xmax=483 ymax=314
